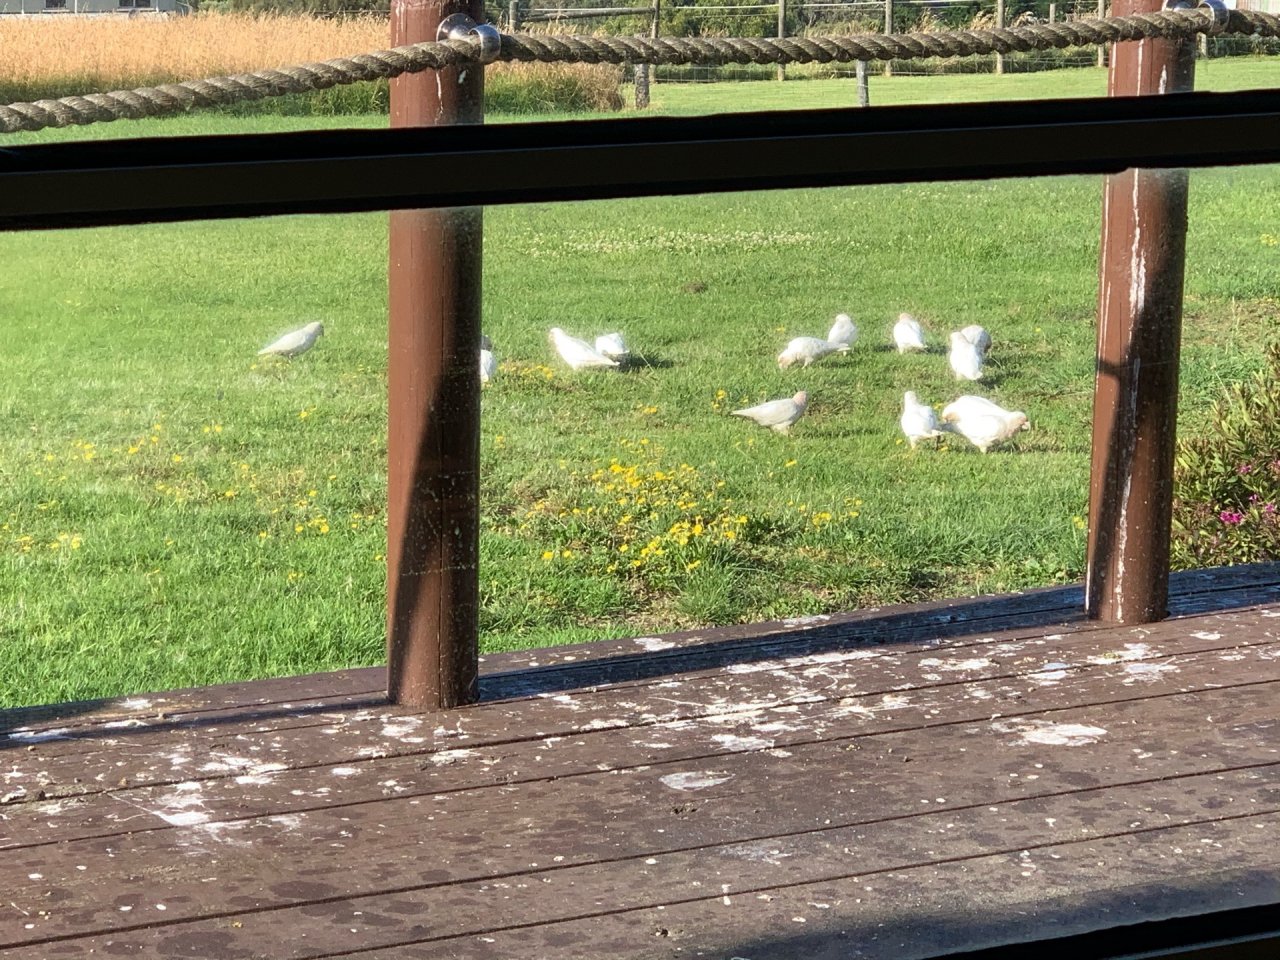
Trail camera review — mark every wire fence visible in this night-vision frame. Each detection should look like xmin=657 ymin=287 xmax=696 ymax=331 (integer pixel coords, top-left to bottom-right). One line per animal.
xmin=506 ymin=0 xmax=1277 ymax=81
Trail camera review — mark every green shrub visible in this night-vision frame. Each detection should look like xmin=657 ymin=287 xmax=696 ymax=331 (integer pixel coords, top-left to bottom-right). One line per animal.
xmin=1171 ymin=341 xmax=1280 ymax=567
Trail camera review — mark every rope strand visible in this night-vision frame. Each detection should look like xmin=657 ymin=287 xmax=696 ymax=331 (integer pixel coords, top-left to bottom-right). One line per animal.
xmin=1 ymin=9 xmax=1275 ymax=134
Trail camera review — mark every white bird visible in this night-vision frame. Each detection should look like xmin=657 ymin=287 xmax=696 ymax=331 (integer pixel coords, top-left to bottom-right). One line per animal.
xmin=960 ymin=324 xmax=992 ymax=356
xmin=549 ymin=327 xmax=619 ymax=371
xmin=941 ymin=396 xmax=1029 ymax=453
xmin=480 ymin=348 xmax=496 ymax=384
xmin=900 ymin=391 xmax=945 ymax=448
xmin=594 ymin=332 xmax=630 ymax=360
xmin=893 ymin=313 xmax=927 ymax=354
xmin=827 ymin=313 xmax=858 ymax=349
xmin=731 ymin=391 xmax=809 ymax=434
xmin=949 ymin=331 xmax=985 ymax=381
xmin=940 ymin=394 xmax=1008 ymax=421
xmin=777 ymin=336 xmax=848 ymax=369
xmin=258 ymin=321 xmax=324 ymax=358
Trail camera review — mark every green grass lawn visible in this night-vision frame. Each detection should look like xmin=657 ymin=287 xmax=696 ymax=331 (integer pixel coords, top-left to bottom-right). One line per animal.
xmin=3 ymin=61 xmax=1277 ymax=707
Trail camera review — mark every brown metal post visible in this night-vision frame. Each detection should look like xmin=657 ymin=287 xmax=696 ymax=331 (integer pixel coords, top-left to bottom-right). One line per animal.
xmin=386 ymin=0 xmax=483 ymax=708
xmin=1085 ymin=0 xmax=1196 ymax=624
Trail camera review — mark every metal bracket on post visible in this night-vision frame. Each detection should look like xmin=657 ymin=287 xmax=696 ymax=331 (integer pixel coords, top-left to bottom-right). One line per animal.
xmin=437 ymin=13 xmax=502 ymax=63
xmin=1195 ymin=0 xmax=1229 ymax=33
xmin=1164 ymin=0 xmax=1227 ymax=32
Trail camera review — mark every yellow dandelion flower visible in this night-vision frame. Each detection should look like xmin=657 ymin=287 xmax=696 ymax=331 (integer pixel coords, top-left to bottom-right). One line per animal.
xmin=171 ymin=454 xmax=183 ymax=463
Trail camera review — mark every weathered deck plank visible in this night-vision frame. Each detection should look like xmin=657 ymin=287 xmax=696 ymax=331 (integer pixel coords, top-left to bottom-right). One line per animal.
xmin=3 ymin=565 xmax=1280 ymax=958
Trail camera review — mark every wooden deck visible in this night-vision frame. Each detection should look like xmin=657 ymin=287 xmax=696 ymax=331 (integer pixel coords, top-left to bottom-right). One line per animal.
xmin=5 ymin=564 xmax=1280 ymax=959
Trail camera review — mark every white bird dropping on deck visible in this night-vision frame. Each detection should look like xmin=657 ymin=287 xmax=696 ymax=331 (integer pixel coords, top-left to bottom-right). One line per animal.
xmin=826 ymin=313 xmax=858 ymax=348
xmin=941 ymin=395 xmax=1028 ymax=453
xmin=258 ymin=321 xmax=324 ymax=358
xmin=900 ymin=391 xmax=945 ymax=448
xmin=893 ymin=314 xmax=927 ymax=353
xmin=777 ymin=336 xmax=848 ymax=369
xmin=949 ymin=331 xmax=984 ymax=381
xmin=594 ymin=332 xmax=630 ymax=360
xmin=960 ymin=324 xmax=992 ymax=356
xmin=731 ymin=391 xmax=809 ymax=434
xmin=549 ymin=327 xmax=619 ymax=371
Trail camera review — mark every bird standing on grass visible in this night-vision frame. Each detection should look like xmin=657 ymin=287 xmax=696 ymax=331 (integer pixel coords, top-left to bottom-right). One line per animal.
xmin=900 ymin=391 xmax=945 ymax=448
xmin=941 ymin=395 xmax=1029 ymax=453
xmin=826 ymin=313 xmax=858 ymax=349
xmin=731 ymin=391 xmax=809 ymax=434
xmin=594 ymin=332 xmax=630 ymax=361
xmin=960 ymin=324 xmax=992 ymax=356
xmin=948 ymin=331 xmax=984 ymax=381
xmin=258 ymin=322 xmax=324 ymax=358
xmin=549 ymin=327 xmax=619 ymax=371
xmin=777 ymin=336 xmax=849 ymax=369
xmin=893 ymin=314 xmax=927 ymax=354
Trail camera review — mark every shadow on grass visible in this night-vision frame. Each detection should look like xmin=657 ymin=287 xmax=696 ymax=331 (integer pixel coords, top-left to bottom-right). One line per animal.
xmin=480 ymin=562 xmax=1280 ymax=699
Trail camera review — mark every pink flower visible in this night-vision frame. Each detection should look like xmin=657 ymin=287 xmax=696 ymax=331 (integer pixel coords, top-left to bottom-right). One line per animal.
xmin=1249 ymin=493 xmax=1261 ymax=503
xmin=1220 ymin=510 xmax=1245 ymax=525
xmin=1266 ymin=503 xmax=1277 ymax=515
xmin=1238 ymin=463 xmax=1253 ymax=475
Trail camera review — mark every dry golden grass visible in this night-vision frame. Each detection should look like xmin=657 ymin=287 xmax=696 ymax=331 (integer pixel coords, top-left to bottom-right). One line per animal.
xmin=0 ymin=11 xmax=624 ymax=112
xmin=0 ymin=12 xmax=387 ymax=87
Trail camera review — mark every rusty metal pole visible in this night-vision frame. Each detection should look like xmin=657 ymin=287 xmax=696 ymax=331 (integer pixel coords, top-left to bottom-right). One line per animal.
xmin=386 ymin=0 xmax=483 ymax=708
xmin=1085 ymin=0 xmax=1196 ymax=624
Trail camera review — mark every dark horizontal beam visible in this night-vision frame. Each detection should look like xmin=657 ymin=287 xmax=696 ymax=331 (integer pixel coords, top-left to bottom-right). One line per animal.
xmin=1 ymin=89 xmax=1278 ymax=230
xmin=933 ymin=900 xmax=1280 ymax=960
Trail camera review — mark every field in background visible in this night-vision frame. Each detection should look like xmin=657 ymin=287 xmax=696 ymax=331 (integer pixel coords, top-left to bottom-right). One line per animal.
xmin=0 ymin=12 xmax=624 ymax=113
xmin=2 ymin=64 xmax=1277 ymax=708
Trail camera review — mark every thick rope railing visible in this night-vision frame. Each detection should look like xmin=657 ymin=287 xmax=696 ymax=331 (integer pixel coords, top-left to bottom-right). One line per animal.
xmin=1 ymin=8 xmax=1276 ymax=134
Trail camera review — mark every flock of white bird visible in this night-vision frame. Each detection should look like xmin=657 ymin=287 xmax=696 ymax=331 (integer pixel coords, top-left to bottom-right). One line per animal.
xmin=257 ymin=310 xmax=1029 ymax=455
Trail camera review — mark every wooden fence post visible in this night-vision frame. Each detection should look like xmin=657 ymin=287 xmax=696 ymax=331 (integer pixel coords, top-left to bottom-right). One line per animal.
xmin=1097 ymin=0 xmax=1107 ymax=67
xmin=994 ymin=0 xmax=1005 ymax=74
xmin=777 ymin=0 xmax=787 ymax=81
xmin=386 ymin=0 xmax=484 ymax=709
xmin=508 ymin=0 xmax=518 ymax=30
xmin=882 ymin=0 xmax=893 ymax=76
xmin=635 ymin=64 xmax=650 ymax=109
xmin=635 ymin=1 xmax=659 ymax=108
xmin=855 ymin=59 xmax=869 ymax=106
xmin=1085 ymin=0 xmax=1196 ymax=624
xmin=1048 ymin=2 xmax=1056 ymax=24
